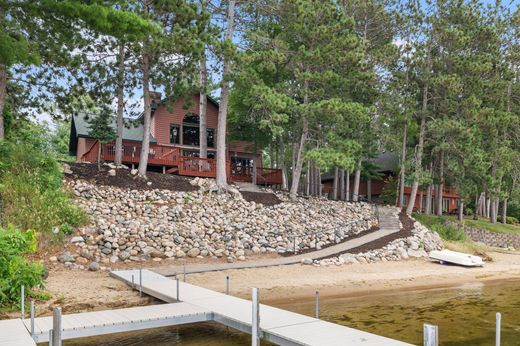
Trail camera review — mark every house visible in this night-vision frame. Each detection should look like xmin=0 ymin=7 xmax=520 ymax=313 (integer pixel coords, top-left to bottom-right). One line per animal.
xmin=321 ymin=152 xmax=460 ymax=213
xmin=69 ymin=93 xmax=283 ymax=185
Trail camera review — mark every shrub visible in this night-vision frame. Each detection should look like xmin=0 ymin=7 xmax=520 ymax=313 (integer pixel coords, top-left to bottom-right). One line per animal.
xmin=0 ymin=225 xmax=45 ymax=306
xmin=0 ymin=141 xmax=88 ymax=237
xmin=506 ymin=216 xmax=519 ymax=225
xmin=430 ymin=223 xmax=466 ymax=241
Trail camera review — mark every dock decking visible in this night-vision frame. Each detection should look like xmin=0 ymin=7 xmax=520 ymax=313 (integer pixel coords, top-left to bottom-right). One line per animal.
xmin=0 ymin=319 xmax=36 ymax=346
xmin=111 ymin=269 xmax=413 ymax=346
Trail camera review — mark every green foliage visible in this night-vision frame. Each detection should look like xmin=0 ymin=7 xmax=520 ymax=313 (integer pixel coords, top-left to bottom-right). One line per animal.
xmin=430 ymin=223 xmax=466 ymax=242
xmin=87 ymin=107 xmax=116 ymax=144
xmin=506 ymin=217 xmax=519 ymax=225
xmin=0 ymin=141 xmax=88 ymax=235
xmin=0 ymin=225 xmax=45 ymax=306
xmin=379 ymin=176 xmax=398 ymax=205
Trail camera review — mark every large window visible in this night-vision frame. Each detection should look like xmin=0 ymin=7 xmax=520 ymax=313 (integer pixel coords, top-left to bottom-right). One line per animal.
xmin=181 ymin=113 xmax=215 ymax=147
xmin=182 ymin=113 xmax=199 ymax=146
xmin=170 ymin=124 xmax=180 ymax=144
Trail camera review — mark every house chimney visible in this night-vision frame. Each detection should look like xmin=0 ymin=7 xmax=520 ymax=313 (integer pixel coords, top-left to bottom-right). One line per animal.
xmin=150 ymin=91 xmax=162 ymax=112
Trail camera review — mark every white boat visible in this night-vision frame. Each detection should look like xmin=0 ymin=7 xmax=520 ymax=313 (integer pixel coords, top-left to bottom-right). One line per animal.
xmin=429 ymin=249 xmax=484 ymax=267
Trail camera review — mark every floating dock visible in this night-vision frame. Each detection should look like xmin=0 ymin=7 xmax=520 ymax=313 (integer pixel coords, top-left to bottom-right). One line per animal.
xmin=0 ymin=269 xmax=412 ymax=345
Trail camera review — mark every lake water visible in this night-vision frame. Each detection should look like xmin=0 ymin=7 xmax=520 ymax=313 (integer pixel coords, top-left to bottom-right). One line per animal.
xmin=64 ymin=279 xmax=520 ymax=345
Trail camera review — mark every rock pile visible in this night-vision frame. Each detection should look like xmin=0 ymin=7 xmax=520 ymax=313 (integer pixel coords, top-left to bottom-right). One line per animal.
xmin=63 ymin=178 xmax=377 ymax=268
xmin=303 ymin=221 xmax=443 ymax=266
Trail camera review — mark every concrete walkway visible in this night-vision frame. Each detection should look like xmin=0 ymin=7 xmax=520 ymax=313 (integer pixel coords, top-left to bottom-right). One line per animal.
xmin=155 ymin=206 xmax=401 ymax=277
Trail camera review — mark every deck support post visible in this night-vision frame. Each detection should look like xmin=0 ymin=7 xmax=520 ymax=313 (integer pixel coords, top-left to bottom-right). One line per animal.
xmin=423 ymin=323 xmax=438 ymax=346
xmin=139 ymin=269 xmax=142 ymax=297
xmin=21 ymin=285 xmax=24 ymax=320
xmin=30 ymin=300 xmax=35 ymax=336
xmin=252 ymin=288 xmax=260 ymax=346
xmin=496 ymin=312 xmax=501 ymax=346
xmin=315 ymin=290 xmax=319 ymax=319
xmin=52 ymin=307 xmax=62 ymax=346
xmin=162 ymin=166 xmax=166 ymax=174
xmin=226 ymin=276 xmax=230 ymax=295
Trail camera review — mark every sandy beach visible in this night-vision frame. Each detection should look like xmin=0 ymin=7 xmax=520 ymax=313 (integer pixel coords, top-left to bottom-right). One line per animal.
xmin=5 ymin=250 xmax=518 ymax=320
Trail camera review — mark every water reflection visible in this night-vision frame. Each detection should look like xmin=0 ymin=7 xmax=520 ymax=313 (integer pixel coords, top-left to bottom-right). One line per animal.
xmin=65 ymin=279 xmax=520 ymax=346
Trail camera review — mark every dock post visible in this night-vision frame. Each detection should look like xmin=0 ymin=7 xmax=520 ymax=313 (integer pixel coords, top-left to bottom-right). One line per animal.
xmin=226 ymin=276 xmax=230 ymax=295
xmin=423 ymin=323 xmax=438 ymax=346
xmin=131 ymin=274 xmax=135 ymax=289
xmin=252 ymin=288 xmax=260 ymax=346
xmin=30 ymin=300 xmax=35 ymax=336
xmin=139 ymin=269 xmax=142 ymax=297
xmin=52 ymin=307 xmax=62 ymax=346
xmin=176 ymin=277 xmax=180 ymax=301
xmin=315 ymin=290 xmax=319 ymax=319
xmin=49 ymin=330 xmax=53 ymax=346
xmin=21 ymin=285 xmax=25 ymax=320
xmin=183 ymin=265 xmax=186 ymax=282
xmin=496 ymin=312 xmax=501 ymax=346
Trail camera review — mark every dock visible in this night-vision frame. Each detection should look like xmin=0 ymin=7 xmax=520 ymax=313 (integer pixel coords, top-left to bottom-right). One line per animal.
xmin=111 ymin=269 xmax=412 ymax=346
xmin=0 ymin=269 xmax=412 ymax=345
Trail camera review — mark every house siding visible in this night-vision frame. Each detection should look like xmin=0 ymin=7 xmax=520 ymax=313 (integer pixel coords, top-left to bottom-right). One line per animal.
xmin=152 ymin=95 xmax=218 ymax=146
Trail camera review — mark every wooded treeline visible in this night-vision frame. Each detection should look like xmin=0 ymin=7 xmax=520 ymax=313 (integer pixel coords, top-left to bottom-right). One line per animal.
xmin=1 ymin=0 xmax=519 ymax=222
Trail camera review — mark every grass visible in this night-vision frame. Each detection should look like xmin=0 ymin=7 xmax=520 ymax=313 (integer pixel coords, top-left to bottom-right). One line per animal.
xmin=414 ymin=213 xmax=520 ymax=235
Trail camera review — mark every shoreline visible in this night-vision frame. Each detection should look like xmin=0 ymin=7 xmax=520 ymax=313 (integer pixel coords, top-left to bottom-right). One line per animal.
xmin=3 ymin=251 xmax=520 ymax=319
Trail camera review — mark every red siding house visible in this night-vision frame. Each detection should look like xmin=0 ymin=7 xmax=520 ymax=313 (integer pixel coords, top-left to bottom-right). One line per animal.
xmin=322 ymin=152 xmax=460 ymax=213
xmin=69 ymin=93 xmax=283 ymax=185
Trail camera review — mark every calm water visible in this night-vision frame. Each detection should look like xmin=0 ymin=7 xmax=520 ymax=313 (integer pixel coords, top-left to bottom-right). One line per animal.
xmin=64 ymin=279 xmax=520 ymax=346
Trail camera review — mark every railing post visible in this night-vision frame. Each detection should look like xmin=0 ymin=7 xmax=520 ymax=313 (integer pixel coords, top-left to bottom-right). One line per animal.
xmin=176 ymin=276 xmax=180 ymax=302
xmin=496 ymin=312 xmax=501 ymax=346
xmin=139 ymin=269 xmax=142 ymax=297
xmin=52 ymin=307 xmax=62 ymax=346
xmin=423 ymin=323 xmax=438 ymax=346
xmin=226 ymin=276 xmax=230 ymax=295
xmin=252 ymin=288 xmax=260 ymax=346
xmin=30 ymin=300 xmax=35 ymax=337
xmin=21 ymin=285 xmax=25 ymax=320
xmin=315 ymin=289 xmax=319 ymax=319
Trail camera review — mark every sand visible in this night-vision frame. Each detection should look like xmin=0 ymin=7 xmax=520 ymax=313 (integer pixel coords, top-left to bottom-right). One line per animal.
xmin=4 ymin=251 xmax=520 ymax=319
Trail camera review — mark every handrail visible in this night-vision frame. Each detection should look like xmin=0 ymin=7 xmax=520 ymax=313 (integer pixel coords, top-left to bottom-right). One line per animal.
xmin=81 ymin=140 xmax=99 ymax=162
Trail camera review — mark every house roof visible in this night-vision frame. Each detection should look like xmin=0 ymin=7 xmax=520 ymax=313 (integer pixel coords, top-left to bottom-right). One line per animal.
xmin=71 ymin=113 xmax=157 ymax=143
xmin=321 ymin=151 xmax=399 ymax=181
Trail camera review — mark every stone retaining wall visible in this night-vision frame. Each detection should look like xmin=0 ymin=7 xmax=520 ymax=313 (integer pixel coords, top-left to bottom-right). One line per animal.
xmin=447 ymin=221 xmax=520 ymax=249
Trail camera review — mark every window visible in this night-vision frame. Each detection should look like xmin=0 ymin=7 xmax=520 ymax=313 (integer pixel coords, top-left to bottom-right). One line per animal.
xmin=182 ymin=113 xmax=200 ymax=146
xmin=182 ymin=150 xmax=215 ymax=158
xmin=207 ymin=128 xmax=215 ymax=148
xmin=442 ymin=198 xmax=450 ymax=212
xmin=170 ymin=124 xmax=180 ymax=144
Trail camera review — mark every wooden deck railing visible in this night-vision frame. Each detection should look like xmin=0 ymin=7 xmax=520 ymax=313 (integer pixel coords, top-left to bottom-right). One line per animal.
xmin=81 ymin=141 xmax=282 ymax=184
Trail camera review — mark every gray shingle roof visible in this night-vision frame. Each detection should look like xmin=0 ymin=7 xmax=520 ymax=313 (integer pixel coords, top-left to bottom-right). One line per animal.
xmin=72 ymin=113 xmax=157 ymax=143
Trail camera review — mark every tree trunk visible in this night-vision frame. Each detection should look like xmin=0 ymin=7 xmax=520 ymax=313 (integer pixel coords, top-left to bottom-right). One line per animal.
xmin=473 ymin=193 xmax=481 ymax=220
xmin=97 ymin=141 xmax=102 ymax=171
xmin=419 ymin=190 xmax=423 ymax=212
xmin=114 ymin=44 xmax=125 ymax=167
xmin=352 ymin=159 xmax=361 ymax=202
xmin=278 ymin=137 xmax=288 ymax=190
xmin=406 ymin=48 xmax=431 ymax=215
xmin=435 ymin=151 xmax=444 ymax=216
xmin=486 ymin=197 xmax=490 ymax=219
xmin=367 ymin=179 xmax=372 ymax=202
xmin=199 ymin=52 xmax=208 ymax=159
xmin=289 ymin=75 xmax=309 ymax=200
xmin=0 ymin=64 xmax=7 ymax=140
xmin=502 ymin=198 xmax=508 ymax=224
xmin=305 ymin=163 xmax=310 ymax=195
xmin=332 ymin=167 xmax=339 ymax=200
xmin=215 ymin=0 xmax=235 ymax=189
xmin=339 ymin=169 xmax=345 ymax=201
xmin=137 ymin=44 xmax=152 ymax=177
xmin=425 ymin=184 xmax=433 ymax=215
xmin=458 ymin=199 xmax=464 ymax=222
xmin=345 ymin=170 xmax=350 ymax=201
xmin=317 ymin=167 xmax=322 ymax=197
xmin=398 ymin=120 xmax=408 ymax=208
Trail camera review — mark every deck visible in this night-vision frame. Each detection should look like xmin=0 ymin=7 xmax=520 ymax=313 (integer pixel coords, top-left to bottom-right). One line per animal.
xmin=0 ymin=319 xmax=36 ymax=346
xmin=111 ymin=269 xmax=413 ymax=346
xmin=80 ymin=141 xmax=283 ymax=185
